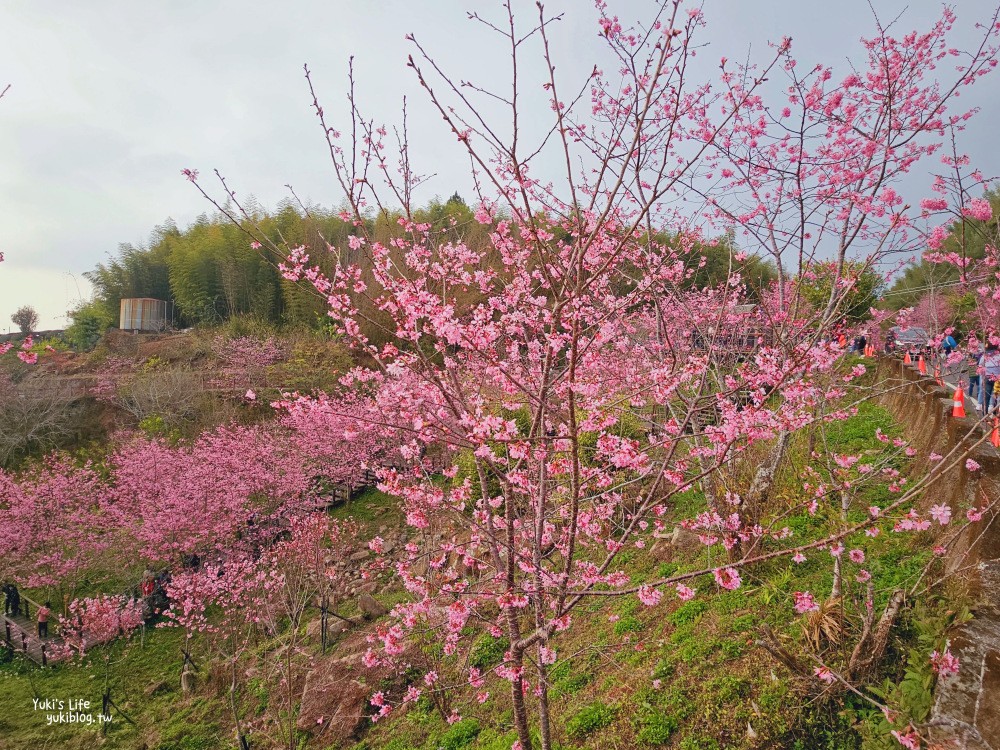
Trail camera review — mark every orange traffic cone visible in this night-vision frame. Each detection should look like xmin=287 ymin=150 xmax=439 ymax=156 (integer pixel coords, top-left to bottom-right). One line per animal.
xmin=918 ymin=355 xmax=927 ymax=375
xmin=953 ymin=387 xmax=966 ymax=418
xmin=991 ymin=418 xmax=999 ymax=448
xmin=904 ymin=351 xmax=912 ymax=365
xmin=934 ymin=365 xmax=943 ymax=386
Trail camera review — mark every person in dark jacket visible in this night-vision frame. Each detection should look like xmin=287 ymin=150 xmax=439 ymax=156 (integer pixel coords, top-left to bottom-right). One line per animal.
xmin=3 ymin=583 xmax=20 ymax=617
xmin=884 ymin=329 xmax=897 ymax=354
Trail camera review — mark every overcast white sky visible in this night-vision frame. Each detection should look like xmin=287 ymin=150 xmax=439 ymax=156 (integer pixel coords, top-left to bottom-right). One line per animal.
xmin=2 ymin=0 xmax=999 ymax=331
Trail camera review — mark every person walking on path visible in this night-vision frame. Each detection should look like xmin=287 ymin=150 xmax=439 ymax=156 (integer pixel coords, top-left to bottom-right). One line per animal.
xmin=884 ymin=329 xmax=897 ymax=354
xmin=140 ymin=571 xmax=155 ymax=598
xmin=36 ymin=601 xmax=51 ymax=639
xmin=942 ymin=333 xmax=958 ymax=355
xmin=3 ymin=583 xmax=20 ymax=617
xmin=979 ymin=340 xmax=1000 ymax=413
xmin=967 ymin=336 xmax=983 ymax=403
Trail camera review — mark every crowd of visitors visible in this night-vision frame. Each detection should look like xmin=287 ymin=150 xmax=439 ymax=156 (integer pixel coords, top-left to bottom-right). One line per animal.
xmin=968 ymin=337 xmax=1000 ymax=413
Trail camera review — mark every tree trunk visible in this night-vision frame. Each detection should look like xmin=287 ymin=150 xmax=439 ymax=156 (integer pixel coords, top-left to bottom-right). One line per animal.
xmin=537 ymin=660 xmax=552 ymax=750
xmin=231 ymin=660 xmax=250 ymax=750
xmin=830 ymin=556 xmax=842 ymax=601
xmin=509 ymin=649 xmax=533 ymax=750
xmin=755 ymin=624 xmax=808 ymax=676
xmin=740 ymin=431 xmax=790 ymax=555
xmin=848 ymin=589 xmax=905 ymax=678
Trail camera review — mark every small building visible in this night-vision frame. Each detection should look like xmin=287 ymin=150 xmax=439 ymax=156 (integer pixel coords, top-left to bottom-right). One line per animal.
xmin=120 ymin=298 xmax=168 ymax=333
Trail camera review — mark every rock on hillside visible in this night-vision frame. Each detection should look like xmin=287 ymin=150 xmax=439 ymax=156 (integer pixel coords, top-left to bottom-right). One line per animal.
xmin=297 ymin=628 xmax=414 ymax=743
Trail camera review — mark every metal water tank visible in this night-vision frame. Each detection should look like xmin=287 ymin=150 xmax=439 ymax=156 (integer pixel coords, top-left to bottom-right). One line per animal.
xmin=119 ymin=298 xmax=168 ymax=332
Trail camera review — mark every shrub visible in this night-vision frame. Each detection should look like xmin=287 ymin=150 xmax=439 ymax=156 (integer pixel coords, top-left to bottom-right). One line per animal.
xmin=667 ymin=600 xmax=707 ymax=626
xmin=470 ymin=635 xmax=509 ymax=670
xmin=636 ymin=711 xmax=679 ymax=746
xmin=566 ymin=701 xmax=617 ymax=738
xmin=440 ymin=719 xmax=481 ymax=750
xmin=614 ymin=615 xmax=643 ymax=636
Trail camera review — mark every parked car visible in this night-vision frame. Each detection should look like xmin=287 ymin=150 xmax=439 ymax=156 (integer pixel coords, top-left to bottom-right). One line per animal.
xmin=887 ymin=326 xmax=929 ymax=353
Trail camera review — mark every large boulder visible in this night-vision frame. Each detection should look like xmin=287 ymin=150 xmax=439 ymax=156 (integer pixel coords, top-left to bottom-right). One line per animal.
xmin=358 ymin=594 xmax=388 ymax=619
xmin=297 ymin=631 xmax=413 ymax=742
xmin=297 ymin=663 xmax=371 ymax=742
xmin=650 ymin=526 xmax=702 ymax=562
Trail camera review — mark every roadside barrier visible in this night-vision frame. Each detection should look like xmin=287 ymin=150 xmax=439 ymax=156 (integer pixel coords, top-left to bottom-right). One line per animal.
xmin=953 ymin=387 xmax=967 ymax=419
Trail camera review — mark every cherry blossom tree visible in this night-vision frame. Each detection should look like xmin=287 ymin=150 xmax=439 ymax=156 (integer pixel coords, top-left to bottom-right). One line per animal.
xmin=102 ymin=425 xmax=313 ymax=565
xmin=276 ymin=390 xmax=398 ymax=490
xmin=162 ymin=554 xmax=267 ymax=749
xmin=0 ymin=458 xmax=114 ymax=603
xmin=163 ymin=514 xmax=356 ymax=750
xmin=55 ymin=594 xmax=145 ymax=733
xmin=57 ymin=594 xmax=144 ymax=657
xmin=184 ymin=2 xmax=1000 ymax=748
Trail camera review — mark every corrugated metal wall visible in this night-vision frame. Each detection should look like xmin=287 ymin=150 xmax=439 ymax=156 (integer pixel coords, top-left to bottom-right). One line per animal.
xmin=119 ymin=298 xmax=168 ymax=331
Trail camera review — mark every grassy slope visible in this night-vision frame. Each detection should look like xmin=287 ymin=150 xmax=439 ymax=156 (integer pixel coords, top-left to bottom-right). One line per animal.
xmin=351 ymin=401 xmax=935 ymax=750
xmin=0 ymin=403 xmax=942 ymax=750
xmin=0 ymin=626 xmax=224 ymax=750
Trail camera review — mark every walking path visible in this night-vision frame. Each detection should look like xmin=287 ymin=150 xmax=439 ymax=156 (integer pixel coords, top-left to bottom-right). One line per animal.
xmin=2 ymin=609 xmax=64 ymax=666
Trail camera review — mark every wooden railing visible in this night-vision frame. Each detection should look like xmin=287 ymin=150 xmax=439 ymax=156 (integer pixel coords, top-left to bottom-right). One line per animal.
xmin=2 ymin=592 xmax=58 ymax=666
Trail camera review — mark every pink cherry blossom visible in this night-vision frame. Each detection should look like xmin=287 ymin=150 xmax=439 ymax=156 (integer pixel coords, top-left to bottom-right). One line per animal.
xmin=931 ymin=649 xmax=960 ymax=677
xmin=813 ymin=666 xmax=835 ymax=683
xmin=793 ymin=591 xmax=819 ymax=613
xmin=890 ymin=727 xmax=921 ymax=750
xmin=165 ymin=7 xmax=1000 ymax=748
xmin=930 ymin=504 xmax=952 ymax=526
xmin=637 ymin=585 xmax=662 ymax=607
xmin=714 ymin=568 xmax=742 ymax=591
xmin=962 ymin=198 xmax=993 ymax=221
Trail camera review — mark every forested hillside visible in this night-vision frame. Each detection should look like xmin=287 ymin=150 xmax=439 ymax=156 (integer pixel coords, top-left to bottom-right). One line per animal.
xmin=72 ymin=194 xmax=775 ymax=347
